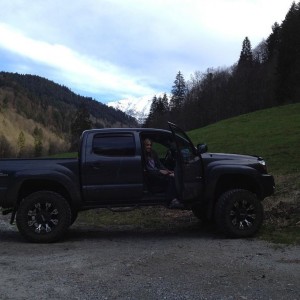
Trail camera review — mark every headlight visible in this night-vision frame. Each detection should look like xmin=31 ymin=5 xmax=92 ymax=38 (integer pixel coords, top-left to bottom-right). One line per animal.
xmin=258 ymin=158 xmax=268 ymax=173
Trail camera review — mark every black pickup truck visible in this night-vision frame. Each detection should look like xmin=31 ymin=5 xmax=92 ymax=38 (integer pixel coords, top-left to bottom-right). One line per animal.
xmin=0 ymin=123 xmax=275 ymax=242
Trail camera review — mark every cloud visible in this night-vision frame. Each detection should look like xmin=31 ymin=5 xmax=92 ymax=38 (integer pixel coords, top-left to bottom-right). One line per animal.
xmin=0 ymin=0 xmax=294 ymax=102
xmin=0 ymin=23 xmax=156 ymax=100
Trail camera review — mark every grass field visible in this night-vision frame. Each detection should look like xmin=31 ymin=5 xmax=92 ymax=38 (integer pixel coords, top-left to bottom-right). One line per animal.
xmin=188 ymin=103 xmax=300 ymax=175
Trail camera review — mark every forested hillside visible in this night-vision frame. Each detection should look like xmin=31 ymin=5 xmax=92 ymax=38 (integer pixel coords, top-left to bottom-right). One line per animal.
xmin=0 ymin=72 xmax=137 ymax=157
xmin=145 ymin=2 xmax=300 ymax=130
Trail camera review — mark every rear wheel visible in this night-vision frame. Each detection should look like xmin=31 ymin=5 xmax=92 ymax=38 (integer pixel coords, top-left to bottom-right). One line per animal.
xmin=16 ymin=191 xmax=71 ymax=243
xmin=215 ymin=189 xmax=263 ymax=238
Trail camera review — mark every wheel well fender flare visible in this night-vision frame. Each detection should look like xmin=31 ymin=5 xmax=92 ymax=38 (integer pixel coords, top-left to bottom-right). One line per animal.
xmin=204 ymin=165 xmax=263 ymax=218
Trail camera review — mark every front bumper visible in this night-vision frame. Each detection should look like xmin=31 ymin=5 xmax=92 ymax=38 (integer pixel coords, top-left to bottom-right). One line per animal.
xmin=261 ymin=174 xmax=275 ymax=198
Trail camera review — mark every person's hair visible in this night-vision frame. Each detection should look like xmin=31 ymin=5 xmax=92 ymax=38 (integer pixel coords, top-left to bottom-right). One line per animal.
xmin=143 ymin=138 xmax=153 ymax=158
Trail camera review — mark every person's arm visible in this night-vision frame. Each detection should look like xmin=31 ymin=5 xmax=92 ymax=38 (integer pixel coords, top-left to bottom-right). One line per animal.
xmin=152 ymin=150 xmax=174 ymax=176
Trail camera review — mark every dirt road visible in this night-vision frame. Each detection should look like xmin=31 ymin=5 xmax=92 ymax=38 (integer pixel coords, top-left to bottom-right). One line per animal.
xmin=0 ymin=212 xmax=299 ymax=300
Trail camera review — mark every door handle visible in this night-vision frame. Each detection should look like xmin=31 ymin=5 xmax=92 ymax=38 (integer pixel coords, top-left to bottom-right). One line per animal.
xmin=91 ymin=163 xmax=103 ymax=169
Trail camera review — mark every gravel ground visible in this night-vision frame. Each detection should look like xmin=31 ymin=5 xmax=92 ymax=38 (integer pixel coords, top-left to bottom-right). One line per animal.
xmin=0 ymin=212 xmax=299 ymax=300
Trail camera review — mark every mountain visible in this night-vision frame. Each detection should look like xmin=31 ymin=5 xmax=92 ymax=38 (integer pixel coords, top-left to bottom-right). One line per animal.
xmin=107 ymin=96 xmax=153 ymax=124
xmin=108 ymin=93 xmax=170 ymax=124
xmin=0 ymin=72 xmax=138 ymax=157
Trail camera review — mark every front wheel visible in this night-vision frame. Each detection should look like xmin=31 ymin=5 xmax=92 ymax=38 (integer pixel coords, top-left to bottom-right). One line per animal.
xmin=16 ymin=191 xmax=72 ymax=243
xmin=215 ymin=189 xmax=263 ymax=238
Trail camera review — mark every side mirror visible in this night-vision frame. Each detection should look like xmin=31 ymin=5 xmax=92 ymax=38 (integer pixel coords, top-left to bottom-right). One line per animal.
xmin=197 ymin=143 xmax=208 ymax=154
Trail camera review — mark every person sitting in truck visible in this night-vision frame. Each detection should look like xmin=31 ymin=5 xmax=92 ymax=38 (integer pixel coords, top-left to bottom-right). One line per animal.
xmin=143 ymin=138 xmax=183 ymax=209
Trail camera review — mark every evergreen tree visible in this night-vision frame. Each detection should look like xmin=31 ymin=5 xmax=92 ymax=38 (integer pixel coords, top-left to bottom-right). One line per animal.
xmin=143 ymin=96 xmax=158 ymax=128
xmin=170 ymin=71 xmax=186 ymax=111
xmin=156 ymin=96 xmax=167 ymax=115
xmin=148 ymin=95 xmax=159 ymax=118
xmin=237 ymin=37 xmax=253 ymax=69
xmin=70 ymin=101 xmax=92 ymax=150
xmin=33 ymin=127 xmax=43 ymax=157
xmin=17 ymin=131 xmax=25 ymax=157
xmin=160 ymin=93 xmax=169 ymax=114
xmin=266 ymin=22 xmax=281 ymax=62
xmin=143 ymin=94 xmax=170 ymax=128
xmin=276 ymin=2 xmax=300 ymax=102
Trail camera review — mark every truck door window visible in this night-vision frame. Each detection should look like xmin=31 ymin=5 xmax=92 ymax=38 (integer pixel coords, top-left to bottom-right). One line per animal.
xmin=177 ymin=137 xmax=197 ymax=163
xmin=92 ymin=134 xmax=135 ymax=156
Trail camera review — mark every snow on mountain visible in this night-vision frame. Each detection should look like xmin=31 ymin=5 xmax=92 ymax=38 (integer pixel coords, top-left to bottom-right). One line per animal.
xmin=107 ymin=93 xmax=171 ymax=124
xmin=108 ymin=94 xmax=163 ymax=124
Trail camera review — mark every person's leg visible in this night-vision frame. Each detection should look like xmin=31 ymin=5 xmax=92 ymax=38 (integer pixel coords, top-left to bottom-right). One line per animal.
xmin=166 ymin=177 xmax=184 ymax=208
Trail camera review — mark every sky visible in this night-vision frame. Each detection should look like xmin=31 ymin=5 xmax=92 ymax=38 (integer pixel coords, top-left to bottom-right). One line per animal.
xmin=0 ymin=0 xmax=294 ymax=104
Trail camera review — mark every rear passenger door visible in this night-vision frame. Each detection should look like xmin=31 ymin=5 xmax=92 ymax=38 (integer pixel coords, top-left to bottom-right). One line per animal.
xmin=82 ymin=132 xmax=144 ymax=204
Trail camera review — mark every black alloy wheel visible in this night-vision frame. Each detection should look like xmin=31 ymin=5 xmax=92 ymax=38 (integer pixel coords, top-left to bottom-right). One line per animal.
xmin=215 ymin=189 xmax=264 ymax=238
xmin=16 ymin=191 xmax=71 ymax=243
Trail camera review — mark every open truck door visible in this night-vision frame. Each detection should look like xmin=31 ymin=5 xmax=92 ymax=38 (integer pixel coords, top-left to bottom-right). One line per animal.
xmin=168 ymin=122 xmax=204 ymax=202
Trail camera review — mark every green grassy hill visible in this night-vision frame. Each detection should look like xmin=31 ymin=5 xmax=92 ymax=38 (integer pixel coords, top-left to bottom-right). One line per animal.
xmin=188 ymin=103 xmax=300 ymax=244
xmin=188 ymin=103 xmax=300 ymax=175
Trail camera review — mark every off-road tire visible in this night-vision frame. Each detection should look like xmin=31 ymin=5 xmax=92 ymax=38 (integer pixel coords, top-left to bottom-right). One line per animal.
xmin=215 ymin=189 xmax=263 ymax=238
xmin=16 ymin=191 xmax=72 ymax=243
